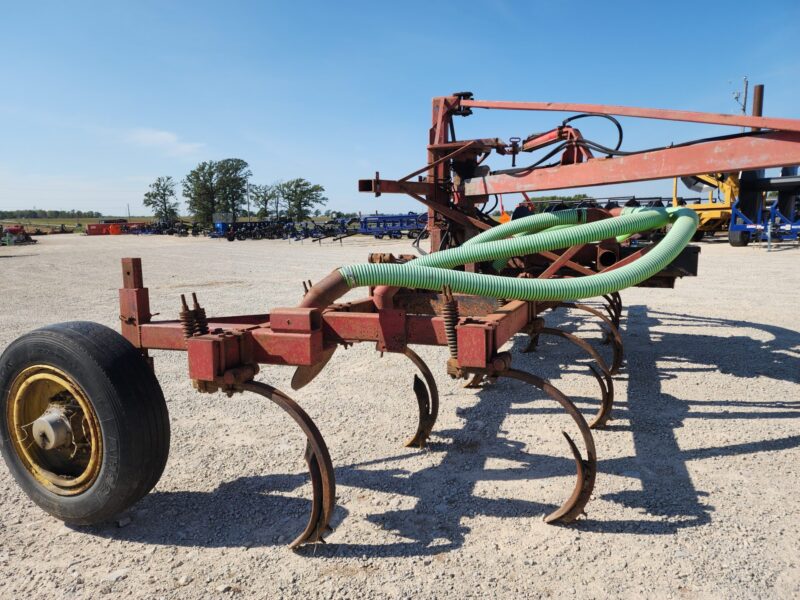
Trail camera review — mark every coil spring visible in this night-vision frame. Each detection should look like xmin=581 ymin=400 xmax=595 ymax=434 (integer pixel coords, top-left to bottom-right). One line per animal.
xmin=179 ymin=294 xmax=197 ymax=339
xmin=180 ymin=293 xmax=210 ymax=338
xmin=442 ymin=285 xmax=458 ymax=359
xmin=192 ymin=293 xmax=210 ymax=335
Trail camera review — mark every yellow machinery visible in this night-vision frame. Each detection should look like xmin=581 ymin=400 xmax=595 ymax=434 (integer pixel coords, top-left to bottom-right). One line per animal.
xmin=672 ymin=173 xmax=739 ymax=239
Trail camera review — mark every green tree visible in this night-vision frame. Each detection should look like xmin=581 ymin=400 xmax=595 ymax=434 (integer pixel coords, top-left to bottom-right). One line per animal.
xmin=278 ymin=178 xmax=327 ymax=221
xmin=215 ymin=158 xmax=252 ymax=222
xmin=182 ymin=161 xmax=218 ymax=224
xmin=143 ymin=176 xmax=179 ymax=222
xmin=251 ymin=183 xmax=284 ymax=219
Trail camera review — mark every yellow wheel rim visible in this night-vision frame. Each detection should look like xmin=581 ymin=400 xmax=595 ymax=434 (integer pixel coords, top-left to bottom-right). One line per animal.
xmin=6 ymin=365 xmax=102 ymax=495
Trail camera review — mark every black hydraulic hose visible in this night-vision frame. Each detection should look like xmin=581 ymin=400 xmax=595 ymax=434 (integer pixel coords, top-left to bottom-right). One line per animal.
xmin=577 ymin=129 xmax=765 ymax=157
xmin=493 ymin=130 xmax=768 ymax=176
xmin=562 ymin=113 xmax=624 ymax=151
xmin=480 ymin=196 xmax=498 ymax=215
xmin=492 ymin=142 xmax=570 ymax=176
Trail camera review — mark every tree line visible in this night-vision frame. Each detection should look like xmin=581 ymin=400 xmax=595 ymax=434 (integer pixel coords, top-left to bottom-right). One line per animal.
xmin=143 ymin=158 xmax=328 ymax=224
xmin=0 ymin=209 xmax=104 ymax=219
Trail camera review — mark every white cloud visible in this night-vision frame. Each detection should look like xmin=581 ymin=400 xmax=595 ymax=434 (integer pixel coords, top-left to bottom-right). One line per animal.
xmin=124 ymin=128 xmax=205 ymax=158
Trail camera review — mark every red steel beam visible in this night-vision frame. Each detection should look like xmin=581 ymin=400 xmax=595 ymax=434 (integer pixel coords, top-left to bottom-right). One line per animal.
xmin=135 ymin=301 xmax=535 ymax=370
xmin=457 ymin=300 xmax=532 ymax=367
xmin=357 ymin=178 xmax=434 ymax=196
xmin=462 ymin=131 xmax=800 ymax=196
xmin=460 ymin=99 xmax=800 ymax=133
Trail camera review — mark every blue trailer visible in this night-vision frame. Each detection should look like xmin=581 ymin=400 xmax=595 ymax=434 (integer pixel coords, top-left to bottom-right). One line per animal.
xmin=358 ymin=213 xmax=427 ymax=239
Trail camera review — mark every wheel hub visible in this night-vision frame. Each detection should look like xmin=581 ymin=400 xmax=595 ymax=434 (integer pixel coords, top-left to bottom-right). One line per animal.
xmin=31 ymin=406 xmax=74 ymax=450
xmin=6 ymin=365 xmax=102 ymax=495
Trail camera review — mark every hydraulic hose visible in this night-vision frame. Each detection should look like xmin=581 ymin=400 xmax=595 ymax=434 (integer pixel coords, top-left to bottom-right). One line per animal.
xmin=411 ymin=209 xmax=669 ymax=270
xmin=462 ymin=208 xmax=584 ymax=245
xmin=300 ymin=207 xmax=697 ymax=307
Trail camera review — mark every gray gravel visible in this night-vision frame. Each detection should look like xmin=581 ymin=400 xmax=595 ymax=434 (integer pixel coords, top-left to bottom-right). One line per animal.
xmin=0 ymin=233 xmax=798 ymax=599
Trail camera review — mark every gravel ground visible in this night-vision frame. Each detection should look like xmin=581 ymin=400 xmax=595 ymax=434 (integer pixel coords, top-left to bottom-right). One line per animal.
xmin=0 ymin=233 xmax=798 ymax=599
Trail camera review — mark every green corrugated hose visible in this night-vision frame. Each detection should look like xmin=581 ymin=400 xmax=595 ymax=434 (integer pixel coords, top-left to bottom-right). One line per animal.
xmin=335 ymin=207 xmax=697 ymax=302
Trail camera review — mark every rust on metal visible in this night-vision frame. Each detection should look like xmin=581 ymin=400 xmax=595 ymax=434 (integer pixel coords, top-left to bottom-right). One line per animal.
xmin=238 ymin=381 xmax=335 ymax=548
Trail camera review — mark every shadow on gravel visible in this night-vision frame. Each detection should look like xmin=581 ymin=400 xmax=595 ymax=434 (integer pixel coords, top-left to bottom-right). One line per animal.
xmin=82 ymin=474 xmax=350 ymax=549
xmin=83 ymin=304 xmax=799 ymax=556
xmin=307 ymin=304 xmax=800 ymax=555
xmin=578 ymin=305 xmax=800 ymax=535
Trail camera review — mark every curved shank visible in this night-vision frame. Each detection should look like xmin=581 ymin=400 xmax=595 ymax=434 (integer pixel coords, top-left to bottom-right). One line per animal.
xmin=240 ymin=381 xmax=336 ymax=548
xmin=601 ymin=292 xmax=623 ymax=329
xmin=558 ymin=301 xmax=624 ymax=375
xmin=500 ymin=368 xmax=597 ymax=523
xmin=403 ymin=347 xmax=440 ymax=448
xmin=529 ymin=327 xmax=614 ymax=429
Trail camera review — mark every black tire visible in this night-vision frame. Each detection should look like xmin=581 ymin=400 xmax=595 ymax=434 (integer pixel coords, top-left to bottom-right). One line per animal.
xmin=0 ymin=322 xmax=170 ymax=525
xmin=728 ymin=229 xmax=750 ymax=247
xmin=691 ymin=230 xmax=705 ymax=242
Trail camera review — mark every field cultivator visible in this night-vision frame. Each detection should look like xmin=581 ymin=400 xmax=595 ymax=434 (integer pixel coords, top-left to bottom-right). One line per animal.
xmin=3 ymin=92 xmax=800 ymax=550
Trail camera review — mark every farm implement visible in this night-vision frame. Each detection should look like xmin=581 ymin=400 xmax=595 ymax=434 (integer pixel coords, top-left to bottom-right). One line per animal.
xmin=3 ymin=92 xmax=800 ymax=549
xmin=668 ymin=86 xmax=800 ymax=245
xmin=1 ymin=224 xmax=38 ymax=246
xmin=214 ymin=213 xmax=429 ymax=243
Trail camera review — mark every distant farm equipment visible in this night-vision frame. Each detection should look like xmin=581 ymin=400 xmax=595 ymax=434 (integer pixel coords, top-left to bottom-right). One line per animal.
xmin=674 ymin=168 xmax=800 ymax=245
xmin=85 ymin=220 xmax=148 ymax=236
xmin=29 ymin=224 xmax=75 ymax=236
xmin=357 ymin=213 xmax=428 ymax=239
xmin=211 ymin=213 xmax=428 ymax=242
xmin=0 ymin=225 xmax=38 ymax=246
xmin=670 ymin=86 xmax=800 ymax=246
xmin=84 ymin=220 xmax=203 ymax=237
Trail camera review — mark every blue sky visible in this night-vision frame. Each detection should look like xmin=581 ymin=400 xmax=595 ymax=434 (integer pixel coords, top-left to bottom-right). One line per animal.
xmin=1 ymin=1 xmax=798 ymax=216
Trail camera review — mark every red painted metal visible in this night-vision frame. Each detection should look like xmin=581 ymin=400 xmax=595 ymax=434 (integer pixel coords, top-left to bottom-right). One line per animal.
xmin=119 ymin=258 xmax=543 ymax=375
xmin=459 ymin=98 xmax=800 ymax=133
xmin=462 ymin=131 xmax=800 ymax=196
xmin=117 ymin=92 xmax=800 ymax=422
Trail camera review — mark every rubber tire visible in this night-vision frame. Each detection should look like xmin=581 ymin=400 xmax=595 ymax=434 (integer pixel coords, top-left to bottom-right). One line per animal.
xmin=691 ymin=230 xmax=705 ymax=242
xmin=0 ymin=322 xmax=170 ymax=525
xmin=728 ymin=230 xmax=750 ymax=247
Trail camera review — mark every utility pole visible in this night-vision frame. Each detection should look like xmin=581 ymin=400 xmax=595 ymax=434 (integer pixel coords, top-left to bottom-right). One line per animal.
xmin=733 ymin=76 xmax=749 ymax=131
